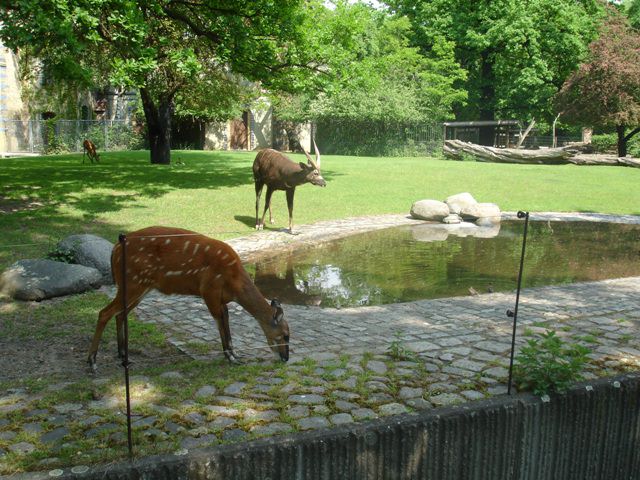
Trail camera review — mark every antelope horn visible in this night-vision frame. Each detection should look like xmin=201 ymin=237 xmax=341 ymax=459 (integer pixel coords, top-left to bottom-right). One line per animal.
xmin=313 ymin=137 xmax=321 ymax=170
xmin=302 ymin=146 xmax=319 ymax=171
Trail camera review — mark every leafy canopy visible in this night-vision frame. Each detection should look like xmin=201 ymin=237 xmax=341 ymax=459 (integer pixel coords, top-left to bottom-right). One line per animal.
xmin=387 ymin=0 xmax=603 ymax=122
xmin=273 ymin=1 xmax=467 ymax=123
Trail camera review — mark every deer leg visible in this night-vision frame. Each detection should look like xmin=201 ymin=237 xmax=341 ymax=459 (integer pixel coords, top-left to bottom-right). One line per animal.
xmin=255 ymin=180 xmax=265 ymax=230
xmin=260 ymin=187 xmax=275 ymax=231
xmin=115 ymin=293 xmax=145 ymax=359
xmin=203 ymin=293 xmax=240 ymax=363
xmin=286 ymin=188 xmax=296 ymax=234
xmin=88 ymin=286 xmax=147 ymax=372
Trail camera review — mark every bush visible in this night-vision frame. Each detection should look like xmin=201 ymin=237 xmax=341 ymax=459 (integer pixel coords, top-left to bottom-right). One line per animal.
xmin=513 ymin=330 xmax=590 ymax=396
xmin=590 ymin=133 xmax=617 ymax=154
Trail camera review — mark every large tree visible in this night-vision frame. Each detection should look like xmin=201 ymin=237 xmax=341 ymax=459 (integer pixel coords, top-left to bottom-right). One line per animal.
xmin=0 ymin=1 xmax=313 ymax=164
xmin=273 ymin=1 xmax=467 ymax=123
xmin=556 ymin=11 xmax=640 ymax=157
xmin=386 ymin=0 xmax=602 ymax=128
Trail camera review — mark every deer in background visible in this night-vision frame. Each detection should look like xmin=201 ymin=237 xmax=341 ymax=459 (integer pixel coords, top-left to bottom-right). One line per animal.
xmin=82 ymin=139 xmax=100 ymax=164
xmin=253 ymin=139 xmax=326 ymax=233
xmin=87 ymin=226 xmax=290 ymax=372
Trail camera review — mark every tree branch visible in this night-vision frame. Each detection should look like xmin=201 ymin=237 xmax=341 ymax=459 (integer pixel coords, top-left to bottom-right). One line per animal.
xmin=623 ymin=126 xmax=640 ymax=142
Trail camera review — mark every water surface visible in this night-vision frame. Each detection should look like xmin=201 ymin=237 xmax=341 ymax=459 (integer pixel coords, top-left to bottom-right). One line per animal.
xmin=248 ymin=221 xmax=640 ymax=308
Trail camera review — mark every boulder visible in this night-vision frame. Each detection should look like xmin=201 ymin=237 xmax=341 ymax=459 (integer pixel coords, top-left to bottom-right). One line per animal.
xmin=0 ymin=259 xmax=102 ymax=301
xmin=460 ymin=202 xmax=501 ymax=221
xmin=445 ymin=192 xmax=477 ymax=215
xmin=410 ymin=200 xmax=450 ymax=221
xmin=57 ymin=234 xmax=114 ymax=284
xmin=442 ymin=214 xmax=462 ymax=224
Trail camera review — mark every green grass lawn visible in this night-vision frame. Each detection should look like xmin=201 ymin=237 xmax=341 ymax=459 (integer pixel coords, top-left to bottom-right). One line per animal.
xmin=1 ymin=149 xmax=639 ymax=269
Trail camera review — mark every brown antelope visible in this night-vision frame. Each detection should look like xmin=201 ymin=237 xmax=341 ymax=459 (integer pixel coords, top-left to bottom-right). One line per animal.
xmin=253 ymin=139 xmax=326 ymax=233
xmin=82 ymin=139 xmax=100 ymax=164
xmin=87 ymin=226 xmax=290 ymax=372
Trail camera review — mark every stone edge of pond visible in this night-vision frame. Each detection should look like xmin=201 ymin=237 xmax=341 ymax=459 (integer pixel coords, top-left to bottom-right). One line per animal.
xmin=231 ymin=211 xmax=640 ymax=262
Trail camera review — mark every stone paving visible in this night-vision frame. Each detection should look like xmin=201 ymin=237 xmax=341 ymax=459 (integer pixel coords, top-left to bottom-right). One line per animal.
xmin=1 ymin=212 xmax=639 ymax=475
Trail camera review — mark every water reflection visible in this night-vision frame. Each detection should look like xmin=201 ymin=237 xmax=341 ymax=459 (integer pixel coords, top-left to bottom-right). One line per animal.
xmin=249 ymin=221 xmax=640 ymax=308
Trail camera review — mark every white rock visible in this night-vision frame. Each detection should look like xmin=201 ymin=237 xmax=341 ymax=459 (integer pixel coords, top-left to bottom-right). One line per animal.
xmin=461 ymin=202 xmax=501 ymax=221
xmin=442 ymin=214 xmax=462 ymax=224
xmin=410 ymin=200 xmax=450 ymax=221
xmin=445 ymin=192 xmax=477 ymax=215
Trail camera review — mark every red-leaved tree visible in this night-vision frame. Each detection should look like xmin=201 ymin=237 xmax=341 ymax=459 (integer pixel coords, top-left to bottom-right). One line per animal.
xmin=556 ymin=10 xmax=640 ymax=157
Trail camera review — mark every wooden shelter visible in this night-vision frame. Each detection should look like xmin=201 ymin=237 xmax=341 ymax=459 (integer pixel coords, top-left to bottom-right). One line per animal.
xmin=443 ymin=120 xmax=520 ymax=148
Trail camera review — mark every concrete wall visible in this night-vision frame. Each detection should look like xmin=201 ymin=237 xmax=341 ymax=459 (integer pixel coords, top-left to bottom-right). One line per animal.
xmin=13 ymin=373 xmax=640 ymax=480
xmin=204 ymin=121 xmax=229 ymax=151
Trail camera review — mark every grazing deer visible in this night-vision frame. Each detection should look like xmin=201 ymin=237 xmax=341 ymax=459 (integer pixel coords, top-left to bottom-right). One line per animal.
xmin=82 ymin=139 xmax=100 ymax=164
xmin=87 ymin=226 xmax=290 ymax=372
xmin=253 ymin=139 xmax=326 ymax=233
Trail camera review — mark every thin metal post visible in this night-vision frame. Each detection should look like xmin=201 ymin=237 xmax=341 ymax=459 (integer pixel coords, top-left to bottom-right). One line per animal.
xmin=507 ymin=211 xmax=530 ymax=395
xmin=119 ymin=233 xmax=134 ymax=456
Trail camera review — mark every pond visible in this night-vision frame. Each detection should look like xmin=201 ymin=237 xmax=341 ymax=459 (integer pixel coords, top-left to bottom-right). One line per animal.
xmin=247 ymin=220 xmax=640 ymax=308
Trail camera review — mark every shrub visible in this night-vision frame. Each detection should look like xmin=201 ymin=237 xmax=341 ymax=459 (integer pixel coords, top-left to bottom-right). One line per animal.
xmin=513 ymin=330 xmax=590 ymax=396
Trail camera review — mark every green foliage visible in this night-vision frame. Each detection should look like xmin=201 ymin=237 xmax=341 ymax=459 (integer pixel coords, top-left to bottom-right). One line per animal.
xmin=513 ymin=330 xmax=590 ymax=395
xmin=387 ymin=331 xmax=416 ymax=361
xmin=45 ymin=246 xmax=75 ymax=264
xmin=388 ymin=0 xmax=603 ymax=122
xmin=556 ymin=10 xmax=640 ymax=131
xmin=591 ymin=133 xmax=618 ymax=154
xmin=273 ymin=2 xmax=467 ymax=124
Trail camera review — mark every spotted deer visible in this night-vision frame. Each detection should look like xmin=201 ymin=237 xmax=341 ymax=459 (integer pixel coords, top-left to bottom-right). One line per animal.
xmin=253 ymin=139 xmax=326 ymax=233
xmin=82 ymin=139 xmax=100 ymax=164
xmin=87 ymin=226 xmax=289 ymax=372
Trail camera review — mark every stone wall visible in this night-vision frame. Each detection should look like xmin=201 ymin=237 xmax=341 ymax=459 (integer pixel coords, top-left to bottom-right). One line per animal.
xmin=13 ymin=372 xmax=640 ymax=480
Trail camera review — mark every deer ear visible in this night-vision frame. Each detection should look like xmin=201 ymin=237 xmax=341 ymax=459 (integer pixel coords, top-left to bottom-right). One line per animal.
xmin=299 ymin=162 xmax=308 ymax=169
xmin=271 ymin=299 xmax=284 ymax=326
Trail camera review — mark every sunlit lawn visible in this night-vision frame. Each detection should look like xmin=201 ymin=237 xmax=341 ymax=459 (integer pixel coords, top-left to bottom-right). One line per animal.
xmin=1 ymin=148 xmax=639 ymax=269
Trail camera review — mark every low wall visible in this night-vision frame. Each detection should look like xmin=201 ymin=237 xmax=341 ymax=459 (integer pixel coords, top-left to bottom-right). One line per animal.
xmin=12 ymin=373 xmax=640 ymax=480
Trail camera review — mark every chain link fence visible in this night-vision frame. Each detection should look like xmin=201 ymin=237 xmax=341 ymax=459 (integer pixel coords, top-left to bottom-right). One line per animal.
xmin=0 ymin=119 xmax=143 ymax=154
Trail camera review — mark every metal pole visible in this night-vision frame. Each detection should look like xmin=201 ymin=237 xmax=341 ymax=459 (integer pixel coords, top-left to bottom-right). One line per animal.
xmin=119 ymin=233 xmax=134 ymax=456
xmin=507 ymin=211 xmax=530 ymax=395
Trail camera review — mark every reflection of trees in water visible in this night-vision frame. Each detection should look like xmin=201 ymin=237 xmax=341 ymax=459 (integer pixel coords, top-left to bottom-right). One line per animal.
xmin=250 ymin=222 xmax=640 ymax=307
xmin=253 ymin=255 xmax=322 ymax=306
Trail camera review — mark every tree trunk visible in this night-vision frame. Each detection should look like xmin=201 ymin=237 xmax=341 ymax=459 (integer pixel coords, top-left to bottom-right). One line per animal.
xmin=140 ymin=88 xmax=173 ymax=165
xmin=616 ymin=125 xmax=627 ymax=158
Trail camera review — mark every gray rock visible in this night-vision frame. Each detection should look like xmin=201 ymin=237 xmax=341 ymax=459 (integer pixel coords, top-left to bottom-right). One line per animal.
xmin=461 ymin=390 xmax=486 ymax=401
xmin=410 ymin=200 xmax=450 ymax=221
xmin=204 ymin=405 xmax=239 ymax=417
xmin=183 ymin=412 xmax=206 ymax=425
xmin=366 ymin=360 xmax=388 ymax=375
xmin=0 ymin=431 xmax=17 ymax=441
xmin=430 ymin=393 xmax=464 ymax=407
xmin=250 ymin=423 xmax=293 ymax=435
xmin=286 ymin=406 xmax=310 ymax=419
xmin=159 ymin=371 xmax=186 ymax=381
xmin=195 ymin=385 xmax=217 ymax=399
xmin=0 ymin=448 xmax=6 ymax=457
xmin=288 ymin=394 xmax=325 ymax=405
xmin=330 ymin=413 xmax=354 ymax=425
xmin=132 ymin=416 xmax=157 ymax=428
xmin=22 ymin=422 xmax=44 ymax=434
xmin=41 ymin=427 xmax=70 ymax=444
xmin=405 ymin=397 xmax=433 ymax=410
xmin=445 ymin=192 xmax=477 ymax=215
xmin=298 ymin=417 xmax=331 ymax=430
xmin=378 ymin=403 xmax=409 ymax=416
xmin=208 ymin=417 xmax=236 ymax=430
xmin=223 ymin=382 xmax=246 ymax=395
xmin=461 ymin=202 xmax=501 ymax=221
xmin=334 ymin=400 xmax=358 ymax=412
xmin=180 ymin=434 xmax=218 ymax=450
xmin=398 ymin=387 xmax=423 ymax=400
xmin=85 ymin=423 xmax=119 ymax=438
xmin=442 ymin=214 xmax=462 ymax=224
xmin=352 ymin=408 xmax=378 ymax=420
xmin=244 ymin=409 xmax=280 ymax=422
xmin=54 ymin=403 xmax=83 ymax=414
xmin=57 ymin=234 xmax=114 ymax=284
xmin=222 ymin=429 xmax=248 ymax=442
xmin=9 ymin=442 xmax=35 ymax=455
xmin=164 ymin=421 xmax=185 ymax=434
xmin=0 ymin=259 xmax=101 ymax=300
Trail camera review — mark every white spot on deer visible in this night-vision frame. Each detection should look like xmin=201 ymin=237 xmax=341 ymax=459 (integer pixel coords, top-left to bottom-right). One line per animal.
xmin=133 ymin=257 xmax=140 ymax=264
xmin=193 ymin=244 xmax=200 ymax=255
xmin=204 ymin=245 xmax=210 ymax=252
xmin=165 ymin=270 xmax=183 ymax=276
xmin=227 ymin=259 xmax=237 ymax=266
xmin=138 ymin=247 xmax=145 ymax=252
xmin=133 ymin=275 xmax=139 ymax=282
xmin=215 ymin=274 xmax=222 ymax=280
xmin=182 ymin=241 xmax=190 ymax=252
xmin=150 ymin=237 xmax=157 ymax=242
xmin=165 ymin=239 xmax=171 ymax=245
xmin=186 ymin=269 xmax=192 ymax=275
xmin=156 ymin=257 xmax=161 ymax=262
xmin=221 ymin=253 xmax=229 ymax=260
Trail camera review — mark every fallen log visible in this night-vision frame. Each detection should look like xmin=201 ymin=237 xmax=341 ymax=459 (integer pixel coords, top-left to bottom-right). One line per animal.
xmin=443 ymin=139 xmax=640 ymax=168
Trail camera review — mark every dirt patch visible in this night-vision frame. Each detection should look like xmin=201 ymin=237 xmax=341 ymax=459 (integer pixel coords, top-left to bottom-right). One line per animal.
xmin=0 ymin=295 xmax=184 ymax=385
xmin=0 ymin=195 xmax=46 ymax=214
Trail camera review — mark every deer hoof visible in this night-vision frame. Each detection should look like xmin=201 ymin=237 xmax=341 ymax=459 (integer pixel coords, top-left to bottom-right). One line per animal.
xmin=88 ymin=356 xmax=98 ymax=374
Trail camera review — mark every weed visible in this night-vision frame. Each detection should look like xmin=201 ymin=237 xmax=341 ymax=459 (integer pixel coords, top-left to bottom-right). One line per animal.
xmin=513 ymin=330 xmax=590 ymax=396
xmin=386 ymin=331 xmax=416 ymax=361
